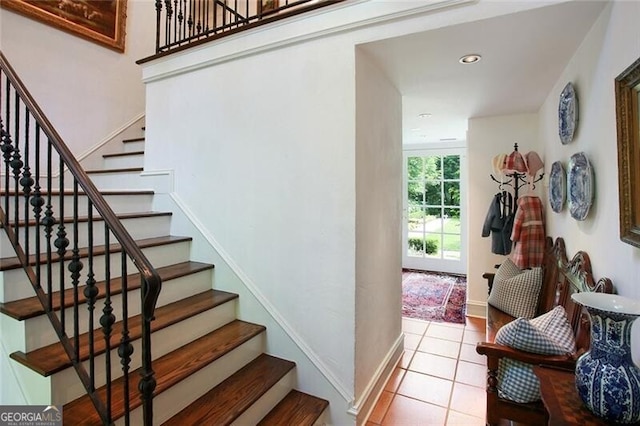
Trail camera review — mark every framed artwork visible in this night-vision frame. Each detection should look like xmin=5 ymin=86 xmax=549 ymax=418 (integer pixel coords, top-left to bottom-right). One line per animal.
xmin=258 ymin=0 xmax=279 ymax=14
xmin=1 ymin=0 xmax=127 ymax=52
xmin=616 ymin=56 xmax=640 ymax=247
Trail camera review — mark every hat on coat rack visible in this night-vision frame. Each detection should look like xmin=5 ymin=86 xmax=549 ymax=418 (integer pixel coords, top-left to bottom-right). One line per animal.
xmin=503 ymin=150 xmax=527 ymax=173
xmin=525 ymin=151 xmax=544 ymax=177
xmin=491 ymin=153 xmax=507 ymax=177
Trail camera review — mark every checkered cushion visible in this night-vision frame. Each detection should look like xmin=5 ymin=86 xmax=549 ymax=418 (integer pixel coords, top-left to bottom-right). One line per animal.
xmin=495 ymin=306 xmax=576 ymax=403
xmin=487 ymin=259 xmax=542 ymax=319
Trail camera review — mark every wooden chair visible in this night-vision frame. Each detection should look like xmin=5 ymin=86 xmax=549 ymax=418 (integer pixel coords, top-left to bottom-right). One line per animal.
xmin=476 ymin=237 xmax=614 ymax=425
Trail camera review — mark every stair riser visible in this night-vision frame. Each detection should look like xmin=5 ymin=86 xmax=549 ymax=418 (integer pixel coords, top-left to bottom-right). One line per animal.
xmin=51 ymin=301 xmax=244 ymax=405
xmin=103 ymin=154 xmax=145 ymax=170
xmin=88 ymin=171 xmax=149 ymax=191
xmin=2 ymin=193 xmax=154 ymax=219
xmin=124 ymin=335 xmax=266 ymax=425
xmin=0 ymin=240 xmax=192 ymax=302
xmin=17 ymin=269 xmax=213 ymax=352
xmin=232 ymin=370 xmax=296 ymax=426
xmin=122 ymin=141 xmax=145 ymax=153
xmin=0 ymin=215 xmax=171 ymax=256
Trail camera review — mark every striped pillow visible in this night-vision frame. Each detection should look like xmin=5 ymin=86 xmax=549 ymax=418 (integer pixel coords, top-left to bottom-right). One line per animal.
xmin=488 ymin=260 xmax=542 ymax=319
xmin=495 ymin=306 xmax=576 ymax=403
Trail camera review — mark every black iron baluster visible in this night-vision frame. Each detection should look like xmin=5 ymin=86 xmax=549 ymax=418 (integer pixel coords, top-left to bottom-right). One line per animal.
xmin=223 ymin=0 xmax=227 ymax=28
xmin=1 ymin=103 xmax=14 ymax=223
xmin=188 ymin=0 xmax=194 ymax=37
xmin=178 ymin=0 xmax=185 ymax=43
xmin=0 ymin=74 xmax=9 ymax=222
xmin=69 ymin=179 xmax=83 ymax=361
xmin=213 ymin=0 xmax=218 ymax=34
xmin=204 ymin=0 xmax=209 ymax=32
xmin=164 ymin=0 xmax=173 ymax=47
xmin=55 ymin=160 xmax=68 ymax=333
xmin=101 ymin=229 xmax=114 ymax=423
xmin=173 ymin=0 xmax=179 ymax=45
xmin=21 ymin=109 xmax=34 ymax=259
xmin=155 ymin=0 xmax=163 ymax=53
xmin=43 ymin=140 xmax=54 ymax=309
xmin=119 ymin=252 xmax=133 ymax=426
xmin=233 ymin=0 xmax=237 ymax=27
xmin=11 ymin=93 xmax=22 ymax=246
xmin=83 ymin=201 xmax=97 ymax=392
xmin=196 ymin=0 xmax=202 ymax=34
xmin=31 ymin=123 xmax=44 ymax=295
xmin=139 ymin=290 xmax=157 ymax=426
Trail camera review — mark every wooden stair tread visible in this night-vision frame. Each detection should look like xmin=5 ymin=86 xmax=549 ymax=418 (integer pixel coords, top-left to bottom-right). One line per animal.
xmin=162 ymin=354 xmax=296 ymax=426
xmin=258 ymin=390 xmax=329 ymax=426
xmin=103 ymin=151 xmax=144 ymax=158
xmin=85 ymin=167 xmax=143 ymax=174
xmin=4 ymin=210 xmax=171 ymax=227
xmin=62 ymin=320 xmax=265 ymax=425
xmin=0 ymin=261 xmax=214 ymax=320
xmin=122 ymin=137 xmax=144 ymax=143
xmin=10 ymin=289 xmax=238 ymax=376
xmin=0 ymin=235 xmax=192 ymax=271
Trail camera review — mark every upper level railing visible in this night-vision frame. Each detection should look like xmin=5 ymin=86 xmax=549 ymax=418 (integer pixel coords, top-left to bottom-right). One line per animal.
xmin=0 ymin=51 xmax=161 ymax=425
xmin=154 ymin=0 xmax=343 ymax=54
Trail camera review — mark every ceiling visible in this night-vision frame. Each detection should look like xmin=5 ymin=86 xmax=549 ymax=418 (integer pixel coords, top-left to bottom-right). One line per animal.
xmin=359 ymin=1 xmax=608 ymax=144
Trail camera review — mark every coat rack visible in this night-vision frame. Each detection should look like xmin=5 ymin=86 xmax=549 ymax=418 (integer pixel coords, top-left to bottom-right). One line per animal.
xmin=490 ymin=143 xmax=544 ymax=209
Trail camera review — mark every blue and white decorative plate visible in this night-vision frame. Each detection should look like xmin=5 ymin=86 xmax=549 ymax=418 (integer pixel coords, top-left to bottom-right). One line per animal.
xmin=567 ymin=152 xmax=593 ymax=221
xmin=549 ymin=161 xmax=566 ymax=213
xmin=558 ymin=82 xmax=578 ymax=144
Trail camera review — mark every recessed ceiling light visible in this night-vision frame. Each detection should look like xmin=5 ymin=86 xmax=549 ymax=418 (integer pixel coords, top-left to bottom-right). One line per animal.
xmin=418 ymin=113 xmax=432 ymax=118
xmin=459 ymin=54 xmax=482 ymax=64
xmin=411 ymin=128 xmax=421 ymax=132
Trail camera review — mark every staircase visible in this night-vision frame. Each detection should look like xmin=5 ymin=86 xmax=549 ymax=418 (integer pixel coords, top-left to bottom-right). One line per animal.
xmin=0 ymin=55 xmax=328 ymax=424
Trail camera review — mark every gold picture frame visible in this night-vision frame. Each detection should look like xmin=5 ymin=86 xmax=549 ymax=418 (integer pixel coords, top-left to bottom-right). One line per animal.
xmin=616 ymin=56 xmax=640 ymax=247
xmin=1 ymin=0 xmax=127 ymax=52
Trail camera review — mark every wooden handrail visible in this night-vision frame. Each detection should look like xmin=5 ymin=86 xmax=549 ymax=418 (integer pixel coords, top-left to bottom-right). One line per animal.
xmin=0 ymin=53 xmax=161 ymax=319
xmin=0 ymin=50 xmax=161 ymax=425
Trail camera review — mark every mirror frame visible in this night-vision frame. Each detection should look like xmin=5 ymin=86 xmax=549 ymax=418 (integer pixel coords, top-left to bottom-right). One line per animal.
xmin=616 ymin=56 xmax=640 ymax=248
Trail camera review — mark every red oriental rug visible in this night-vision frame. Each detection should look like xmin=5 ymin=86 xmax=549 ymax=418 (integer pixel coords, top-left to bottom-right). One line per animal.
xmin=402 ymin=270 xmax=467 ymax=324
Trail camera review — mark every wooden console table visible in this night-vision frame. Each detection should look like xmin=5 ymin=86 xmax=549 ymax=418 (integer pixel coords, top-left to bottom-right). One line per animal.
xmin=533 ymin=366 xmax=609 ymax=426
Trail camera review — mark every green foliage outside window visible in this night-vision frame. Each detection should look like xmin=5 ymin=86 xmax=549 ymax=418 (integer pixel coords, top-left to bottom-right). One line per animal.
xmin=408 ymin=237 xmax=438 ymax=254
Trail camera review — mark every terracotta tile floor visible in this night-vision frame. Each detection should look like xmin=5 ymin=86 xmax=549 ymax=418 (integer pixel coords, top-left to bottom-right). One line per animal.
xmin=366 ymin=316 xmax=487 ymax=426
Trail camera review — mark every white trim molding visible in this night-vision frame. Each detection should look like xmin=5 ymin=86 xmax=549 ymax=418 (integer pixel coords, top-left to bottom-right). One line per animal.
xmin=166 ymin=192 xmax=354 ymax=404
xmin=348 ymin=333 xmax=404 ymax=423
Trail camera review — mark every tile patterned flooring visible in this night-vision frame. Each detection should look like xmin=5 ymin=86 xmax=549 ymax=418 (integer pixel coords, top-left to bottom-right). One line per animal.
xmin=366 ymin=316 xmax=487 ymax=426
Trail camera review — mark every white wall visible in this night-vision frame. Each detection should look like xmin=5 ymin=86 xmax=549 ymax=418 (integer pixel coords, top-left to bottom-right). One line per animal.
xmin=144 ymin=34 xmax=359 ymax=403
xmin=354 ymin=48 xmax=403 ymax=416
xmin=140 ymin=1 xmax=586 ymax=421
xmin=0 ymin=0 xmax=156 ymax=156
xmin=467 ymin=113 xmax=541 ymax=316
xmin=538 ymin=1 xmax=640 ymax=360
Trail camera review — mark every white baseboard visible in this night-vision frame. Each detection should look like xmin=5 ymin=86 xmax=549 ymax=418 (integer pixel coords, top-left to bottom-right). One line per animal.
xmin=349 ymin=334 xmax=404 ymax=423
xmin=466 ymin=300 xmax=486 ymax=319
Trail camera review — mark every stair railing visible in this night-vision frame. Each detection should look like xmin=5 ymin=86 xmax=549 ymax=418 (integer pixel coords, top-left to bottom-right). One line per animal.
xmin=153 ymin=0 xmax=344 ymax=55
xmin=0 ymin=51 xmax=161 ymax=425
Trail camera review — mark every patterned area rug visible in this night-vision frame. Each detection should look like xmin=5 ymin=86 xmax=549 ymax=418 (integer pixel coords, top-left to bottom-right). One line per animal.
xmin=402 ymin=270 xmax=467 ymax=324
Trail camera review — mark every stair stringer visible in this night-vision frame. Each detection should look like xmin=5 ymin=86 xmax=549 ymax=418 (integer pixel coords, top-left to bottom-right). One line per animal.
xmin=0 ymin=330 xmax=29 ymax=405
xmin=149 ymin=190 xmax=355 ymax=426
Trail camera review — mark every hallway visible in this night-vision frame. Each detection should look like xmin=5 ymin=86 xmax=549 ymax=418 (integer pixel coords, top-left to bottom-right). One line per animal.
xmin=367 ymin=317 xmax=486 ymax=425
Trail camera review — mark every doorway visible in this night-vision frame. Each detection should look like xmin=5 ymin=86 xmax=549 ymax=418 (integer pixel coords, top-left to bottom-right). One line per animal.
xmin=402 ymin=148 xmax=466 ymax=275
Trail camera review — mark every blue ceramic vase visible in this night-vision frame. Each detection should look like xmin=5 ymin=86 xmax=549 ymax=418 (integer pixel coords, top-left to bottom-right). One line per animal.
xmin=572 ymin=293 xmax=640 ymax=424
